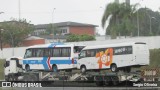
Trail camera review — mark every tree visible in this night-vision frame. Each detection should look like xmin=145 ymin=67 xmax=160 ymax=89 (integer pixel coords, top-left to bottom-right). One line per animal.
xmin=66 ymin=34 xmax=95 ymax=42
xmin=46 ymin=24 xmax=59 ymax=35
xmin=66 ymin=34 xmax=79 ymax=42
xmin=0 ymin=19 xmax=34 ymax=47
xmin=138 ymin=8 xmax=160 ymax=36
xmin=101 ymin=2 xmax=138 ymax=39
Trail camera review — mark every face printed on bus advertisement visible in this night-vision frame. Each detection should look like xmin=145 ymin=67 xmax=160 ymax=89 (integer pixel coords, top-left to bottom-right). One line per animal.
xmin=96 ymin=48 xmax=113 ymax=69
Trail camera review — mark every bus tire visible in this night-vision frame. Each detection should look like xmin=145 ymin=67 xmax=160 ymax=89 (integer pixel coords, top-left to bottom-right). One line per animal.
xmin=8 ymin=76 xmax=12 ymax=81
xmin=80 ymin=65 xmax=86 ymax=73
xmin=110 ymin=64 xmax=118 ymax=72
xmin=52 ymin=65 xmax=58 ymax=72
xmin=8 ymin=75 xmax=14 ymax=81
xmin=25 ymin=64 xmax=30 ymax=72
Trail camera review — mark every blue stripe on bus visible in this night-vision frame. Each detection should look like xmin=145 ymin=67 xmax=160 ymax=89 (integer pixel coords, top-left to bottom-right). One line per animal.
xmin=42 ymin=57 xmax=49 ymax=70
xmin=50 ymin=60 xmax=77 ymax=64
xmin=48 ymin=43 xmax=64 ymax=48
xmin=48 ymin=43 xmax=55 ymax=48
xmin=23 ymin=59 xmax=77 ymax=64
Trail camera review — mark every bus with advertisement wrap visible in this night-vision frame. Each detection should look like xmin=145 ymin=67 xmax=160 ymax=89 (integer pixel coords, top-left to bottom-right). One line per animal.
xmin=22 ymin=43 xmax=85 ymax=72
xmin=77 ymin=42 xmax=149 ymax=73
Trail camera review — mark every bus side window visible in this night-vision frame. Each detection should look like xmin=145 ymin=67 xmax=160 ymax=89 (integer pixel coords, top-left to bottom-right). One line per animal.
xmin=74 ymin=47 xmax=79 ymax=53
xmin=61 ymin=47 xmax=71 ymax=57
xmin=90 ymin=50 xmax=96 ymax=57
xmin=36 ymin=49 xmax=43 ymax=57
xmin=44 ymin=49 xmax=50 ymax=57
xmin=126 ymin=46 xmax=132 ymax=54
xmin=86 ymin=50 xmax=91 ymax=57
xmin=53 ymin=48 xmax=61 ymax=57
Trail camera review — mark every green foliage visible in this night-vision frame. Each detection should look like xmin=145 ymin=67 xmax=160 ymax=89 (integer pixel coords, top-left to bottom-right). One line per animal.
xmin=102 ymin=2 xmax=139 ymax=38
xmin=136 ymin=8 xmax=160 ymax=36
xmin=46 ymin=24 xmax=53 ymax=35
xmin=66 ymin=34 xmax=79 ymax=42
xmin=149 ymin=49 xmax=160 ymax=67
xmin=102 ymin=2 xmax=160 ymax=38
xmin=0 ymin=19 xmax=34 ymax=47
xmin=66 ymin=34 xmax=95 ymax=42
xmin=0 ymin=59 xmax=4 ymax=80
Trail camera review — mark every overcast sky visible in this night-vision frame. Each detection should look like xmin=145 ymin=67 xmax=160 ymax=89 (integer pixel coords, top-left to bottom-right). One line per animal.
xmin=0 ymin=0 xmax=160 ymax=35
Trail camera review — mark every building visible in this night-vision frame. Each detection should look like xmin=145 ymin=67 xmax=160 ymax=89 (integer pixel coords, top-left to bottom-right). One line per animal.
xmin=33 ymin=21 xmax=97 ymax=36
xmin=22 ymin=36 xmax=45 ymax=46
xmin=39 ymin=34 xmax=66 ymax=43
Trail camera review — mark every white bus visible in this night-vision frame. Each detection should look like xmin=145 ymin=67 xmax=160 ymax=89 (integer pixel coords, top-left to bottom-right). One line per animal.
xmin=22 ymin=43 xmax=85 ymax=72
xmin=77 ymin=42 xmax=149 ymax=73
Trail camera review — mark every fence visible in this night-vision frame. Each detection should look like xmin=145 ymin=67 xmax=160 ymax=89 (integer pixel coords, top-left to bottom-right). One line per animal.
xmin=0 ymin=47 xmax=27 ymax=59
xmin=0 ymin=36 xmax=160 ymax=59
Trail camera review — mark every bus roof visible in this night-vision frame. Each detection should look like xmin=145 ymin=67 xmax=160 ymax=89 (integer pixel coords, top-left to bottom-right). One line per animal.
xmin=82 ymin=42 xmax=146 ymax=50
xmin=27 ymin=43 xmax=85 ymax=49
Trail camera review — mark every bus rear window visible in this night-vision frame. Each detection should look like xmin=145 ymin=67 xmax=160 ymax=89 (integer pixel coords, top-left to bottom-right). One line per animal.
xmin=135 ymin=42 xmax=146 ymax=44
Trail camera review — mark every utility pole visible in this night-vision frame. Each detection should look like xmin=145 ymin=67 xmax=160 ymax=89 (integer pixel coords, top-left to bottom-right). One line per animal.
xmin=18 ymin=0 xmax=21 ymax=20
xmin=149 ymin=16 xmax=156 ymax=36
xmin=52 ymin=8 xmax=56 ymax=42
xmin=137 ymin=10 xmax=140 ymax=36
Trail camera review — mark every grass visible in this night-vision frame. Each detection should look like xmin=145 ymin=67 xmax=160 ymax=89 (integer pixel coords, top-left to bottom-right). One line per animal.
xmin=0 ymin=59 xmax=5 ymax=80
xmin=149 ymin=49 xmax=160 ymax=67
xmin=141 ymin=49 xmax=160 ymax=69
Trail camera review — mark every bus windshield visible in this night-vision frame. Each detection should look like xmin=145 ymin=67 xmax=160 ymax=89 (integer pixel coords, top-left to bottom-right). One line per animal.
xmin=74 ymin=46 xmax=85 ymax=53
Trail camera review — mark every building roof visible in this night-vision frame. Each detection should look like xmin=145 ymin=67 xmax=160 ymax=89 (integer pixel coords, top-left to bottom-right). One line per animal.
xmin=54 ymin=21 xmax=98 ymax=27
xmin=25 ymin=36 xmax=44 ymax=40
xmin=35 ymin=21 xmax=97 ymax=29
xmin=39 ymin=35 xmax=67 ymax=39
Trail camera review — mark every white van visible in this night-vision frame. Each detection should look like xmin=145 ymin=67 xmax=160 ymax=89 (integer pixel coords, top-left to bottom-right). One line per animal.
xmin=77 ymin=42 xmax=149 ymax=73
xmin=22 ymin=43 xmax=85 ymax=72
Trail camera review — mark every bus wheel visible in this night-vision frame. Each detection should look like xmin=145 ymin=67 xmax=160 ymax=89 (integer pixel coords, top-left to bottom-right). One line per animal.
xmin=8 ymin=75 xmax=13 ymax=81
xmin=110 ymin=64 xmax=118 ymax=72
xmin=25 ymin=65 xmax=30 ymax=72
xmin=52 ymin=65 xmax=58 ymax=72
xmin=80 ymin=65 xmax=86 ymax=73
